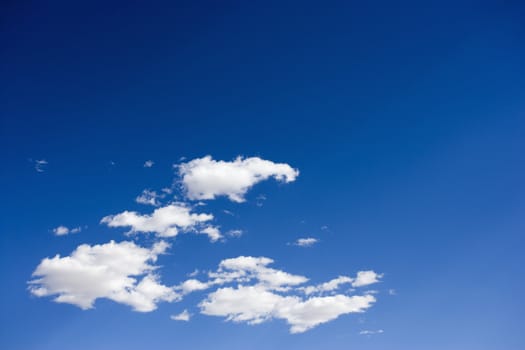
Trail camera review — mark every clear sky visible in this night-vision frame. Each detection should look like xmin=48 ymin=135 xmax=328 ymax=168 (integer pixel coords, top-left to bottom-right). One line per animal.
xmin=1 ymin=1 xmax=524 ymax=349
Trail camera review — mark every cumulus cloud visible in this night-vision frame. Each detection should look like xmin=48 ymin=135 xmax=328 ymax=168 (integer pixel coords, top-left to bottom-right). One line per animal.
xmin=53 ymin=226 xmax=82 ymax=236
xmin=177 ymin=156 xmax=299 ymax=202
xmin=293 ymin=237 xmax=319 ymax=247
xmin=29 ymin=240 xmax=178 ymax=312
xmin=135 ymin=189 xmax=163 ymax=206
xmin=101 ymin=204 xmax=214 ymax=239
xmin=144 ymin=160 xmax=155 ymax=168
xmin=200 ymin=285 xmax=376 ymax=334
xmin=352 ymin=271 xmax=383 ymax=287
xmin=171 ymin=309 xmax=191 ymax=321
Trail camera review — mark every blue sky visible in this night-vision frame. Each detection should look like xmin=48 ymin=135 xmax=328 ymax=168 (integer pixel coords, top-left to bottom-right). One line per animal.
xmin=1 ymin=1 xmax=525 ymax=349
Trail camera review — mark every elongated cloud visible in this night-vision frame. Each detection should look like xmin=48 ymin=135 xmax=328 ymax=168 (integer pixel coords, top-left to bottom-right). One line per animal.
xmin=293 ymin=237 xmax=319 ymax=247
xmin=178 ymin=156 xmax=299 ymax=202
xmin=175 ymin=256 xmax=380 ymax=333
xmin=29 ymin=240 xmax=178 ymax=312
xmin=101 ymin=204 xmax=218 ymax=240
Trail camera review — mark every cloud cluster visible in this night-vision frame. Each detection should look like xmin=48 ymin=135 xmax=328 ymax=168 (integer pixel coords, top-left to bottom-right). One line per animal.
xmin=178 ymin=156 xmax=299 ymax=202
xmin=29 ymin=240 xmax=178 ymax=312
xmin=29 ymin=155 xmax=384 ymax=334
xmin=175 ymin=256 xmax=381 ymax=333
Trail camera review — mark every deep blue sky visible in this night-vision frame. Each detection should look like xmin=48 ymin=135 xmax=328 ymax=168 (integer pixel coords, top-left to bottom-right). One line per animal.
xmin=1 ymin=1 xmax=524 ymax=349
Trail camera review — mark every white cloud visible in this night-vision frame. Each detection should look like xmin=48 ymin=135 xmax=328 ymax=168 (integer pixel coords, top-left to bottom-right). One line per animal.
xmin=171 ymin=309 xmax=191 ymax=321
xmin=214 ymin=256 xmax=308 ymax=288
xmin=352 ymin=271 xmax=383 ymax=287
xmin=227 ymin=229 xmax=243 ymax=238
xmin=144 ymin=160 xmax=155 ymax=168
xmin=187 ymin=269 xmax=199 ymax=277
xmin=200 ymin=285 xmax=376 ymax=334
xmin=302 ymin=276 xmax=353 ymax=295
xmin=359 ymin=329 xmax=384 ymax=335
xmin=179 ymin=279 xmax=210 ymax=294
xmin=293 ymin=237 xmax=319 ymax=247
xmin=53 ymin=226 xmax=69 ymax=236
xmin=177 ymin=156 xmax=299 ymax=202
xmin=174 ymin=256 xmax=379 ymax=333
xmin=29 ymin=240 xmax=178 ymax=312
xmin=53 ymin=226 xmax=82 ymax=236
xmin=101 ymin=204 xmax=214 ymax=239
xmin=200 ymin=226 xmax=222 ymax=242
xmin=135 ymin=189 xmax=163 ymax=206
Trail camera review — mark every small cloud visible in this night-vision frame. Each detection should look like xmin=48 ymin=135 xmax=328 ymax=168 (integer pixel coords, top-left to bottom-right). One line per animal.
xmin=201 ymin=226 xmax=222 ymax=242
xmin=256 ymin=194 xmax=267 ymax=207
xmin=161 ymin=187 xmax=173 ymax=194
xmin=171 ymin=309 xmax=191 ymax=321
xmin=144 ymin=160 xmax=154 ymax=168
xmin=292 ymin=237 xmax=319 ymax=247
xmin=227 ymin=229 xmax=243 ymax=238
xmin=187 ymin=269 xmax=199 ymax=277
xmin=135 ymin=189 xmax=163 ymax=206
xmin=70 ymin=226 xmax=83 ymax=234
xmin=32 ymin=159 xmax=48 ymax=172
xmin=388 ymin=289 xmax=396 ymax=295
xmin=223 ymin=210 xmax=235 ymax=216
xmin=359 ymin=329 xmax=384 ymax=336
xmin=53 ymin=225 xmax=82 ymax=236
xmin=53 ymin=226 xmax=69 ymax=236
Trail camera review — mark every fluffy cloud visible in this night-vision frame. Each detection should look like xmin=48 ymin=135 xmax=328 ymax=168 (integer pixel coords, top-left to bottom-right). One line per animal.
xmin=29 ymin=240 xmax=178 ymax=312
xmin=352 ymin=271 xmax=383 ymax=287
xmin=293 ymin=237 xmax=319 ymax=247
xmin=178 ymin=156 xmax=299 ymax=202
xmin=53 ymin=226 xmax=82 ymax=236
xmin=100 ymin=204 xmax=214 ymax=239
xmin=200 ymin=285 xmax=376 ymax=334
xmin=144 ymin=160 xmax=155 ymax=168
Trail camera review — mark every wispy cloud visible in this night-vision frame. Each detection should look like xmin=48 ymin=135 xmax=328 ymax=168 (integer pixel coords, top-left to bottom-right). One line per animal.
xmin=32 ymin=159 xmax=48 ymax=172
xmin=359 ymin=329 xmax=384 ymax=336
xmin=135 ymin=189 xmax=163 ymax=206
xmin=144 ymin=160 xmax=154 ymax=168
xmin=292 ymin=237 xmax=319 ymax=247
